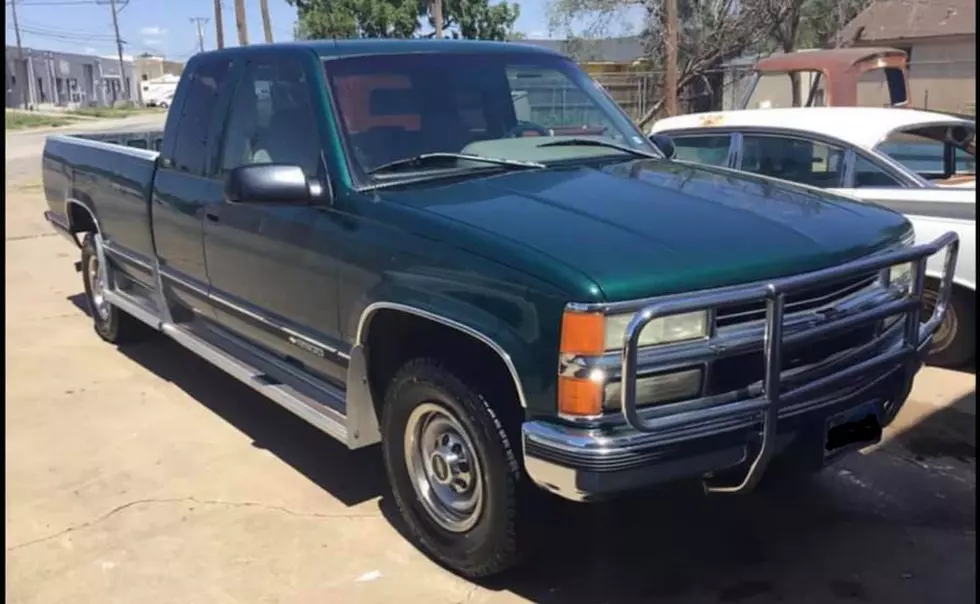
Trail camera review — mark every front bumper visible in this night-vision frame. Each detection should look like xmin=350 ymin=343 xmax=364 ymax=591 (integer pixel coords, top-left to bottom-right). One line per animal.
xmin=523 ymin=232 xmax=959 ymax=502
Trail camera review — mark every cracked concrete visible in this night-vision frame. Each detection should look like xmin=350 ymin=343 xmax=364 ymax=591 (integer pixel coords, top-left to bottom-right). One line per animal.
xmin=5 ymin=118 xmax=976 ymax=604
xmin=7 ymin=497 xmax=380 ymax=553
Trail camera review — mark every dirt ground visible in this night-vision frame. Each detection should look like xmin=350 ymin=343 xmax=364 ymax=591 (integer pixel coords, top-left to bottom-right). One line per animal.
xmin=4 ymin=121 xmax=976 ymax=604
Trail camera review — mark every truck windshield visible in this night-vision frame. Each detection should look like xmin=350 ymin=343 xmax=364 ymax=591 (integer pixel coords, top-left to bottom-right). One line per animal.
xmin=322 ymin=52 xmax=658 ymax=182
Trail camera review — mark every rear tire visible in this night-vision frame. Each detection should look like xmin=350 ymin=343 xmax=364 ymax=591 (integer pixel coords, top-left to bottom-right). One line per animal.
xmin=81 ymin=233 xmax=153 ymax=345
xmin=380 ymin=358 xmax=530 ymax=578
xmin=922 ymin=284 xmax=975 ymax=369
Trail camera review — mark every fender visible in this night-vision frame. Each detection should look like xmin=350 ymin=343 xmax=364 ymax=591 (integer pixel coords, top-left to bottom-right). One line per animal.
xmin=346 ymin=290 xmax=548 ymax=448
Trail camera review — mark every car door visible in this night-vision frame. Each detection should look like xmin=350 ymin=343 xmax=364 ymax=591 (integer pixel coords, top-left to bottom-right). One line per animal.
xmin=667 ymin=131 xmax=739 ymax=168
xmin=736 ymin=132 xmax=848 ymax=189
xmin=202 ymin=51 xmax=347 ymax=386
xmin=151 ymin=54 xmax=234 ymax=323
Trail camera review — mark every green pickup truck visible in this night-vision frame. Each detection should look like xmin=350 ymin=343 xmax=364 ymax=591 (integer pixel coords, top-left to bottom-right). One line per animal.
xmin=42 ymin=40 xmax=958 ymax=577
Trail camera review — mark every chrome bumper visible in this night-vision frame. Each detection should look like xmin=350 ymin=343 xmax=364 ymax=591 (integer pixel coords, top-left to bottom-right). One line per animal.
xmin=523 ymin=232 xmax=960 ymax=502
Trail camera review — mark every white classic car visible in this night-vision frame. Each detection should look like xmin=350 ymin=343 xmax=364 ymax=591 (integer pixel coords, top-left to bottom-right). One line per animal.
xmin=650 ymin=107 xmax=975 ymax=368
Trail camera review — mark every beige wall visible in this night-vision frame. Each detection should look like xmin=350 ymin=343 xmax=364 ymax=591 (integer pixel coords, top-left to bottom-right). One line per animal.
xmin=133 ymin=57 xmax=183 ymax=82
xmin=858 ymin=36 xmax=976 ymax=114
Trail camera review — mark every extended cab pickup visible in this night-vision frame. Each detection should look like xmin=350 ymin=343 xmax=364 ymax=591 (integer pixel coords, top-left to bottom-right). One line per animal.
xmin=42 ymin=40 xmax=959 ymax=578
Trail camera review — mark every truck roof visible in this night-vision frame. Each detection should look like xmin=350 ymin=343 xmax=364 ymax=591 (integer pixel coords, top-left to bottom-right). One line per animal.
xmin=192 ymin=39 xmax=563 ymax=61
xmin=754 ymin=47 xmax=907 ymax=74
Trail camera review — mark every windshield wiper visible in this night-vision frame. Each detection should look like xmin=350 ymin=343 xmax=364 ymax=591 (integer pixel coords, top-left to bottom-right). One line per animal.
xmin=367 ymin=152 xmax=545 ymax=176
xmin=535 ymin=138 xmax=661 ymax=159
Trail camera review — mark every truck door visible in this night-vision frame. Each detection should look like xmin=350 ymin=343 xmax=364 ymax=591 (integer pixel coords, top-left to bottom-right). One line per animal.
xmin=151 ymin=54 xmax=234 ymax=322
xmin=201 ymin=53 xmax=347 ymax=387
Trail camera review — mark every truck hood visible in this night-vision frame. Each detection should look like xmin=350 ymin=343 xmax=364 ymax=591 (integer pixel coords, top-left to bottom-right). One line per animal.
xmin=381 ymin=160 xmax=911 ymax=301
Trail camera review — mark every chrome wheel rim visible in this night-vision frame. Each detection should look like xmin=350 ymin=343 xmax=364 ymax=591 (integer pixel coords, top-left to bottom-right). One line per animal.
xmin=404 ymin=403 xmax=484 ymax=533
xmin=922 ymin=288 xmax=956 ymax=351
xmin=87 ymin=253 xmax=110 ymax=321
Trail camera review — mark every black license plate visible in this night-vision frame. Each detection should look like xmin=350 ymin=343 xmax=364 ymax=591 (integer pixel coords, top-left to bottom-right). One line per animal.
xmin=825 ymin=403 xmax=883 ymax=455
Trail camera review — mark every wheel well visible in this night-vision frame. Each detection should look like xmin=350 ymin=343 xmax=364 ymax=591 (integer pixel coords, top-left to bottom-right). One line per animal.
xmin=363 ymin=309 xmax=525 ymax=427
xmin=924 ymin=276 xmax=975 ymax=305
xmin=67 ymin=202 xmax=98 ymax=234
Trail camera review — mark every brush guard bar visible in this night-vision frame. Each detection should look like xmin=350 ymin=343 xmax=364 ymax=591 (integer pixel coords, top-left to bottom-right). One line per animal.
xmin=620 ymin=231 xmax=959 ymax=494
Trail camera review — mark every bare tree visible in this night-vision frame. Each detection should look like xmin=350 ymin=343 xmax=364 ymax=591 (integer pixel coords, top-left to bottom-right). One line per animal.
xmin=549 ymin=0 xmax=775 ymax=127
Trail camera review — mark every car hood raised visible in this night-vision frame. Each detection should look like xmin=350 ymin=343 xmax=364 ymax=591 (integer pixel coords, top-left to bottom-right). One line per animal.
xmin=381 ymin=160 xmax=911 ymax=302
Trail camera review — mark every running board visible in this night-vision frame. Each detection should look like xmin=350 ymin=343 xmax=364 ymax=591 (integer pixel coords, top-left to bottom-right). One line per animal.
xmin=102 ymin=288 xmax=350 ymax=445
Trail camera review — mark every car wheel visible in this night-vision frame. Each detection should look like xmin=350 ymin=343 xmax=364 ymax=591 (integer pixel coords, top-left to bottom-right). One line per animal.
xmin=380 ymin=358 xmax=530 ymax=578
xmin=922 ymin=283 xmax=975 ymax=368
xmin=159 ymin=101 xmax=168 ymax=109
xmin=81 ymin=233 xmax=153 ymax=344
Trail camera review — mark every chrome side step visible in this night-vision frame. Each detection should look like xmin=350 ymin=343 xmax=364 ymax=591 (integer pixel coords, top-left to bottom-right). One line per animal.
xmin=104 ymin=287 xmax=163 ymax=330
xmin=102 ymin=286 xmax=350 ymax=445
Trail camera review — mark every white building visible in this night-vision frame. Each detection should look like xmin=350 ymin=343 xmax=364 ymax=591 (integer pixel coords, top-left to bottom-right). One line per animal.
xmin=5 ymin=45 xmax=136 ymax=109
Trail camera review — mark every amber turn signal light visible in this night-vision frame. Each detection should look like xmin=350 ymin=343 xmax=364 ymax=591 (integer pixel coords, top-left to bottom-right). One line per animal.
xmin=557 ymin=375 xmax=603 ymax=417
xmin=559 ymin=311 xmax=605 ymax=356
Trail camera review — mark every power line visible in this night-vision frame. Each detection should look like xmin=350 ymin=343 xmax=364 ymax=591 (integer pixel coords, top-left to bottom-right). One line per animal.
xmin=189 ymin=17 xmax=210 ymax=53
xmin=106 ymin=0 xmax=130 ymax=102
xmin=16 ymin=19 xmax=119 ymax=40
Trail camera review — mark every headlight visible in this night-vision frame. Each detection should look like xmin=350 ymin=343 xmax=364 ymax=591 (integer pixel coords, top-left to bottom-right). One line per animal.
xmin=889 ymin=262 xmax=913 ymax=293
xmin=603 ymin=367 xmax=703 ymax=409
xmin=604 ymin=310 xmax=708 ymax=350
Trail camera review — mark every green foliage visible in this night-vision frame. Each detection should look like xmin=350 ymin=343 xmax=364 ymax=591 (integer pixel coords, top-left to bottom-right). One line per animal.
xmin=287 ymin=0 xmax=519 ymax=41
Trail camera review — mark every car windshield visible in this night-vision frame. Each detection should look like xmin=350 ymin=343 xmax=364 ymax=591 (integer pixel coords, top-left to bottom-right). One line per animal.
xmin=875 ymin=123 xmax=976 ymax=183
xmin=322 ymin=52 xmax=659 ymax=182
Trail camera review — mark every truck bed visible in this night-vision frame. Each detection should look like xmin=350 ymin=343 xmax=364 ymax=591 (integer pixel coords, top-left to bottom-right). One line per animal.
xmin=42 ymin=130 xmax=162 ymax=287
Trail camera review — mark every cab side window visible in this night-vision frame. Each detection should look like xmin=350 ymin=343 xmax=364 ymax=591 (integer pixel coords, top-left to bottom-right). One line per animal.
xmin=171 ymin=57 xmax=232 ymax=175
xmin=740 ymin=133 xmax=846 ymax=188
xmin=219 ymin=57 xmax=322 ymax=179
xmin=851 ymin=155 xmax=902 ymax=188
xmin=670 ymin=134 xmax=733 ymax=166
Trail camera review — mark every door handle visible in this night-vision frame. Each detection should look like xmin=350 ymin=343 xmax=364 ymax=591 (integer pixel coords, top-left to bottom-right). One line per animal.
xmin=205 ymin=211 xmax=220 ymax=223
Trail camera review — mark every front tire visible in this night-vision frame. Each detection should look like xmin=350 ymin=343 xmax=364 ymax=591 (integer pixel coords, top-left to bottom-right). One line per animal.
xmin=922 ymin=284 xmax=975 ymax=368
xmin=380 ymin=358 xmax=530 ymax=578
xmin=81 ymin=233 xmax=152 ymax=344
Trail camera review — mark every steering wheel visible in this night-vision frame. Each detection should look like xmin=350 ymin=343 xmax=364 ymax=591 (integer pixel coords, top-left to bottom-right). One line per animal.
xmin=507 ymin=121 xmax=552 ymax=138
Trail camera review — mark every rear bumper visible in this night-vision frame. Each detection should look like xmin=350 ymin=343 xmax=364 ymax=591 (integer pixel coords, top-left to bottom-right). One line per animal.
xmin=522 ymin=342 xmax=918 ymax=501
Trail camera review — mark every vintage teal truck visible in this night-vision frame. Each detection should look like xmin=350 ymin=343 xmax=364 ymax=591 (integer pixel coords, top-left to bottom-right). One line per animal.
xmin=42 ymin=40 xmax=959 ymax=577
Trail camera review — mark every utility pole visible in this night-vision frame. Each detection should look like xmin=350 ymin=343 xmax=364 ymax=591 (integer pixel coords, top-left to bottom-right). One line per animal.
xmin=10 ymin=0 xmax=29 ymax=108
xmin=213 ymin=0 xmax=225 ymax=49
xmin=107 ymin=0 xmax=129 ymax=103
xmin=260 ymin=0 xmax=273 ymax=43
xmin=234 ymin=0 xmax=249 ymax=46
xmin=190 ymin=17 xmax=210 ymax=53
xmin=432 ymin=0 xmax=443 ymax=39
xmin=664 ymin=0 xmax=679 ymax=116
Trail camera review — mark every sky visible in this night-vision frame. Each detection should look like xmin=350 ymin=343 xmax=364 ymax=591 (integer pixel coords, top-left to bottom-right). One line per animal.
xmin=3 ymin=0 xmax=604 ymax=61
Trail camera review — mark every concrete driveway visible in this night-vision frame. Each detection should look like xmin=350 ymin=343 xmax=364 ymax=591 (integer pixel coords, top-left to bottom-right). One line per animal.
xmin=4 ymin=122 xmax=976 ymax=604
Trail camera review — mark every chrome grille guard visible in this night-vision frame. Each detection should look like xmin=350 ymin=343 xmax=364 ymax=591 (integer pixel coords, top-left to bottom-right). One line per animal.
xmin=620 ymin=231 xmax=959 ymax=494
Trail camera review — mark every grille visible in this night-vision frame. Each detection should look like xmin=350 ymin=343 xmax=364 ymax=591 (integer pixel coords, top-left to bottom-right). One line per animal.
xmin=715 ymin=271 xmax=878 ymax=328
xmin=708 ymin=325 xmax=879 ymax=396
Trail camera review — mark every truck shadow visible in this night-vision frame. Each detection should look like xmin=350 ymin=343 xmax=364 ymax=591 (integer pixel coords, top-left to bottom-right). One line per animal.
xmin=67 ymin=293 xmax=976 ymax=603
